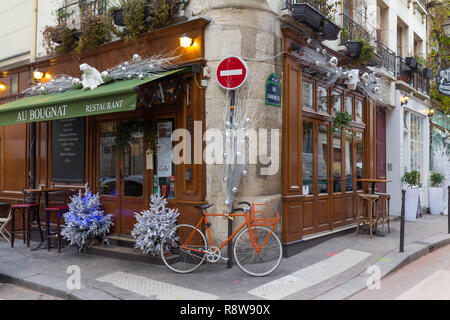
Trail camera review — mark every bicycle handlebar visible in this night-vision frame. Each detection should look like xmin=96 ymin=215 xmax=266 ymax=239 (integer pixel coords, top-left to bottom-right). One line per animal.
xmin=238 ymin=201 xmax=251 ymax=208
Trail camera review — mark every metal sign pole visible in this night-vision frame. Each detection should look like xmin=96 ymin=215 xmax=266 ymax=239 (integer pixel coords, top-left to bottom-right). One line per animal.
xmin=227 ymin=90 xmax=236 ymax=269
xmin=400 ymin=189 xmax=406 ymax=252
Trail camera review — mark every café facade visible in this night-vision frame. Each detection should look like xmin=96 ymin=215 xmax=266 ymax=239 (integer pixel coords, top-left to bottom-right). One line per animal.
xmin=0 ymin=1 xmax=388 ymax=256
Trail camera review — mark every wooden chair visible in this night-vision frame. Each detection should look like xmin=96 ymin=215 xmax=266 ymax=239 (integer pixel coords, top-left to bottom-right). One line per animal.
xmin=356 ymin=193 xmax=380 ymax=239
xmin=375 ymin=193 xmax=391 ymax=234
xmin=10 ymin=191 xmax=44 ymax=248
xmin=45 ymin=189 xmax=76 ymax=252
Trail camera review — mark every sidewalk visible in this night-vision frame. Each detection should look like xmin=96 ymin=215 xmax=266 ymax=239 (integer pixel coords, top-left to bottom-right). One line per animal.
xmin=0 ymin=214 xmax=449 ymax=300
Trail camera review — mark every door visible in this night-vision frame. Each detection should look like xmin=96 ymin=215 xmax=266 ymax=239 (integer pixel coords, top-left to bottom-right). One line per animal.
xmin=97 ymin=120 xmax=147 ymax=235
xmin=376 ymin=106 xmax=386 ymax=193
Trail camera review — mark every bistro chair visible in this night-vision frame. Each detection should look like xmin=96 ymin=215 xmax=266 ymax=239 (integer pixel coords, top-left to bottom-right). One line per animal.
xmin=45 ymin=189 xmax=76 ymax=252
xmin=0 ymin=203 xmax=13 ymax=243
xmin=10 ymin=191 xmax=44 ymax=248
xmin=356 ymin=193 xmax=380 ymax=239
xmin=375 ymin=192 xmax=391 ymax=234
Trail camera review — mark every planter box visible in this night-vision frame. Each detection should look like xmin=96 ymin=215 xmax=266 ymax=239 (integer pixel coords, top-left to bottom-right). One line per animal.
xmin=346 ymin=41 xmax=363 ymax=57
xmin=429 ymin=187 xmax=444 ymax=215
xmin=423 ymin=68 xmax=433 ymax=79
xmin=366 ymin=52 xmax=381 ymax=67
xmin=113 ymin=8 xmax=125 ymax=26
xmin=405 ymin=188 xmax=420 ymax=221
xmin=291 ymin=3 xmax=324 ymax=32
xmin=321 ymin=18 xmax=340 ymax=41
xmin=405 ymin=57 xmax=418 ymax=70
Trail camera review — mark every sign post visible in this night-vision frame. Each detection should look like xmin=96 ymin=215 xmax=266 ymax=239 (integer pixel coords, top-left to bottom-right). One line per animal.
xmin=216 ymin=56 xmax=249 ymax=269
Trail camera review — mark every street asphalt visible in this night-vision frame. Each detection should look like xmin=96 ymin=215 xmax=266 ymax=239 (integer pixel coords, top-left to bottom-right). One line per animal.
xmin=0 ymin=214 xmax=448 ymax=300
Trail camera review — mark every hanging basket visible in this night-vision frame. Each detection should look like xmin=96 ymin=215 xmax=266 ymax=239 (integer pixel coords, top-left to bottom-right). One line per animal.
xmin=405 ymin=57 xmax=418 ymax=70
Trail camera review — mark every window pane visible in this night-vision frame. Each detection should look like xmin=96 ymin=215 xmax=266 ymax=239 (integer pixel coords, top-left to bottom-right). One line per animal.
xmin=355 ymin=100 xmax=363 ymax=122
xmin=345 ymin=134 xmax=353 ymax=191
xmin=99 ymin=122 xmax=116 ymax=196
xmin=318 ymin=124 xmax=328 ymax=194
xmin=356 ymin=132 xmax=363 ymax=190
xmin=333 ymin=132 xmax=342 ymax=193
xmin=10 ymin=76 xmax=18 ymax=94
xmin=123 ymin=135 xmax=144 ymax=197
xmin=302 ymin=81 xmax=313 ymax=109
xmin=345 ymin=96 xmax=353 ymax=116
xmin=302 ymin=121 xmax=313 ymax=195
xmin=331 ymin=91 xmax=341 ymax=115
xmin=318 ymin=86 xmax=328 ymax=113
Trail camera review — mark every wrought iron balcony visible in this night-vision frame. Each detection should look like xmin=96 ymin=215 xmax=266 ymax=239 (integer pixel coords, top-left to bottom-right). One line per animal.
xmin=376 ymin=41 xmax=396 ymax=74
xmin=284 ymin=0 xmax=331 ymax=16
xmin=396 ymin=56 xmax=430 ymax=94
xmin=340 ymin=13 xmax=372 ymax=44
xmin=56 ymin=0 xmax=107 ymax=27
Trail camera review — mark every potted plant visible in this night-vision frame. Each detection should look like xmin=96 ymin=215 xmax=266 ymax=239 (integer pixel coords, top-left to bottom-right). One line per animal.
xmin=290 ymin=2 xmax=324 ymax=32
xmin=429 ymin=172 xmax=445 ymax=215
xmin=423 ymin=68 xmax=433 ymax=79
xmin=75 ymin=12 xmax=111 ymax=54
xmin=332 ymin=111 xmax=352 ymax=135
xmin=405 ymin=57 xmax=418 ymax=70
xmin=356 ymin=39 xmax=376 ymax=65
xmin=402 ymin=170 xmax=423 ymax=221
xmin=346 ymin=41 xmax=363 ymax=57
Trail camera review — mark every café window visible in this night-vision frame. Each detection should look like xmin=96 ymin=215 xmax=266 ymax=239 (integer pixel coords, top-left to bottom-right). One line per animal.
xmin=345 ymin=134 xmax=353 ymax=191
xmin=154 ymin=119 xmax=176 ymax=199
xmin=410 ymin=113 xmax=424 ymax=175
xmin=355 ymin=100 xmax=363 ymax=122
xmin=331 ymin=91 xmax=341 ymax=116
xmin=356 ymin=132 xmax=364 ymax=190
xmin=318 ymin=124 xmax=329 ymax=194
xmin=332 ymin=131 xmax=342 ymax=193
xmin=302 ymin=121 xmax=313 ymax=195
xmin=302 ymin=81 xmax=314 ymax=109
xmin=344 ymin=96 xmax=353 ymax=117
xmin=317 ymin=86 xmax=328 ymax=113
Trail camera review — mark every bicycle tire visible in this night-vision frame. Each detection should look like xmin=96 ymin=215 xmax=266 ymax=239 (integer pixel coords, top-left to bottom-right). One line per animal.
xmin=233 ymin=226 xmax=282 ymax=277
xmin=160 ymin=224 xmax=207 ymax=274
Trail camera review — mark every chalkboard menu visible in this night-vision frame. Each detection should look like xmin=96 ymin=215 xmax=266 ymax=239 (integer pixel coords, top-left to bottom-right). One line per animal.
xmin=52 ymin=118 xmax=85 ymax=183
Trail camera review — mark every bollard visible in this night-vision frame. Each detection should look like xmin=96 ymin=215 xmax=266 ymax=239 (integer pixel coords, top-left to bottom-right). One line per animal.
xmin=400 ymin=189 xmax=406 ymax=252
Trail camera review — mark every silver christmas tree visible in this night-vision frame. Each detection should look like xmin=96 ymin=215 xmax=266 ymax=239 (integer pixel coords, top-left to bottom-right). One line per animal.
xmin=132 ymin=194 xmax=179 ymax=255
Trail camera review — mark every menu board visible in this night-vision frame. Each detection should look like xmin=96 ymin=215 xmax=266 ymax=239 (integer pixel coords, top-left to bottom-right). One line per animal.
xmin=52 ymin=118 xmax=85 ymax=183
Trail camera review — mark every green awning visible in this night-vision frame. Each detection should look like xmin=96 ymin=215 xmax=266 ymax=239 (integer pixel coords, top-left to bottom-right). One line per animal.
xmin=0 ymin=68 xmax=187 ymax=126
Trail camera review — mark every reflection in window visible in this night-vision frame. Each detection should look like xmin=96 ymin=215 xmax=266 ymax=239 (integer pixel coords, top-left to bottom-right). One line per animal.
xmin=302 ymin=121 xmax=313 ymax=195
xmin=356 ymin=132 xmax=363 ymax=190
xmin=345 ymin=134 xmax=353 ymax=191
xmin=302 ymin=81 xmax=313 ymax=109
xmin=99 ymin=122 xmax=116 ymax=196
xmin=333 ymin=132 xmax=342 ymax=193
xmin=356 ymin=100 xmax=363 ymax=122
xmin=318 ymin=86 xmax=328 ymax=113
xmin=345 ymin=96 xmax=353 ymax=116
xmin=318 ymin=125 xmax=328 ymax=194
xmin=331 ymin=91 xmax=341 ymax=115
xmin=124 ymin=135 xmax=144 ymax=197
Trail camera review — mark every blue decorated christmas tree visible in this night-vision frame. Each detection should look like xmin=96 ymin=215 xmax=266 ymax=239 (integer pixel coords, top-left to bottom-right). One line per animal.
xmin=61 ymin=186 xmax=113 ymax=252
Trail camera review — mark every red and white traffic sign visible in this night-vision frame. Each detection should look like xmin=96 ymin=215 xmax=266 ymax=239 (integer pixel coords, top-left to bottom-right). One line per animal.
xmin=216 ymin=56 xmax=248 ymax=90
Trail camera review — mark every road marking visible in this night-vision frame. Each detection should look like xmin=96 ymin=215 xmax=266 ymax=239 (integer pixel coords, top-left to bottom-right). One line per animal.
xmin=220 ymin=69 xmax=243 ymax=77
xmin=248 ymin=249 xmax=371 ymax=300
xmin=96 ymin=271 xmax=218 ymax=300
xmin=395 ymin=269 xmax=450 ymax=300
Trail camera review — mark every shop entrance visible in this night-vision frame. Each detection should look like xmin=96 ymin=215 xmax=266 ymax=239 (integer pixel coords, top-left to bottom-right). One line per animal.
xmin=96 ymin=120 xmax=147 ymax=236
xmin=376 ymin=106 xmax=387 ymax=193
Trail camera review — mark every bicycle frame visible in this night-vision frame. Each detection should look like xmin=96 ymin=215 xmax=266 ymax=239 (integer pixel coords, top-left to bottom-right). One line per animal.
xmin=181 ymin=211 xmax=277 ymax=255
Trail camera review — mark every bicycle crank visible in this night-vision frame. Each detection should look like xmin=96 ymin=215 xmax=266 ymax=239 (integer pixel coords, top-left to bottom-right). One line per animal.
xmin=205 ymin=246 xmax=222 ymax=263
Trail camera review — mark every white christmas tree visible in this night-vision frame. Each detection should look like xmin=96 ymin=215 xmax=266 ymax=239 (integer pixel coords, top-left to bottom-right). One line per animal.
xmin=132 ymin=194 xmax=179 ymax=255
xmin=61 ymin=187 xmax=114 ymax=252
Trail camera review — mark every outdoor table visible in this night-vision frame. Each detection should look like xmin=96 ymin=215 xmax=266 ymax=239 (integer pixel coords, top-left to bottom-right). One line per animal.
xmin=356 ymin=178 xmax=392 ymax=237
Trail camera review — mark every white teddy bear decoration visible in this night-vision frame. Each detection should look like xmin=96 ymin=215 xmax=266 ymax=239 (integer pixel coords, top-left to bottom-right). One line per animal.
xmin=80 ymin=63 xmax=104 ymax=90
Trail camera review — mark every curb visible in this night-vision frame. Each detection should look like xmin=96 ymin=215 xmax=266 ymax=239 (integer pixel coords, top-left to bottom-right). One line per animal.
xmin=314 ymin=232 xmax=450 ymax=300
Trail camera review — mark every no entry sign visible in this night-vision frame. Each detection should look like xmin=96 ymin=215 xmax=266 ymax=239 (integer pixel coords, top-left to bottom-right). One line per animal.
xmin=216 ymin=56 xmax=248 ymax=90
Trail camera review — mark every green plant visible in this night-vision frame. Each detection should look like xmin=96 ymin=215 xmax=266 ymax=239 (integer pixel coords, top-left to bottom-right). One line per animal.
xmin=310 ymin=0 xmax=341 ymax=21
xmin=42 ymin=24 xmax=78 ymax=55
xmin=75 ymin=12 xmax=111 ymax=54
xmin=150 ymin=0 xmax=177 ymax=30
xmin=402 ymin=170 xmax=423 ymax=188
xmin=115 ymin=120 xmax=157 ymax=155
xmin=332 ymin=111 xmax=352 ymax=134
xmin=356 ymin=38 xmax=375 ymax=65
xmin=341 ymin=26 xmax=349 ymax=41
xmin=430 ymin=172 xmax=444 ymax=187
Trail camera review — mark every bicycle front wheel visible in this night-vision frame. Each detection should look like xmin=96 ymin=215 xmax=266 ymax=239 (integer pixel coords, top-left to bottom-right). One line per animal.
xmin=234 ymin=226 xmax=282 ymax=277
xmin=160 ymin=224 xmax=207 ymax=274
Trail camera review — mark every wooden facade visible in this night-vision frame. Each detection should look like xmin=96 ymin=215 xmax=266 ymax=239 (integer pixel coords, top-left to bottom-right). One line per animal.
xmin=281 ymin=27 xmax=379 ymax=245
xmin=0 ymin=19 xmax=209 ymax=236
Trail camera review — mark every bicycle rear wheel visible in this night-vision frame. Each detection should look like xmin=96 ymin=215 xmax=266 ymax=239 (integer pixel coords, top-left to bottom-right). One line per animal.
xmin=160 ymin=224 xmax=207 ymax=274
xmin=233 ymin=226 xmax=282 ymax=277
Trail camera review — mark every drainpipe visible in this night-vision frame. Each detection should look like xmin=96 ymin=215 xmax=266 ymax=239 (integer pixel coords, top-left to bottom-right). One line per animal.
xmin=29 ymin=0 xmax=38 ymax=189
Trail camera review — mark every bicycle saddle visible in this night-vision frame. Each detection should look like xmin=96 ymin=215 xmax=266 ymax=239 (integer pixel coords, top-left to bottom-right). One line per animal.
xmin=195 ymin=203 xmax=213 ymax=210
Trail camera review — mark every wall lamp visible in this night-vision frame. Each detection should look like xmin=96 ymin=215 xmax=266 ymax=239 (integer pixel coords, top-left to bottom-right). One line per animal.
xmin=400 ymin=95 xmax=409 ymax=107
xmin=33 ymin=69 xmax=52 ymax=81
xmin=0 ymin=82 xmax=6 ymax=91
xmin=179 ymin=33 xmax=194 ymax=48
xmin=427 ymin=108 xmax=435 ymax=117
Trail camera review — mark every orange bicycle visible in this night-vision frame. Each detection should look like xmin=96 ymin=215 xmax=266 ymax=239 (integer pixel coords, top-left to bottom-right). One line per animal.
xmin=160 ymin=201 xmax=282 ymax=277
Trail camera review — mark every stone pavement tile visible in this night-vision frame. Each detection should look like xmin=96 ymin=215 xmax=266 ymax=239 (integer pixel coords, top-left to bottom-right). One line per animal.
xmin=90 ymin=280 xmax=153 ymax=300
xmin=20 ymin=273 xmax=72 ymax=299
xmin=70 ymin=287 xmax=119 ymax=300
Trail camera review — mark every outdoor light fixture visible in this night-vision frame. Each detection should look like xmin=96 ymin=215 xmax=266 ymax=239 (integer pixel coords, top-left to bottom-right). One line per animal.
xmin=0 ymin=82 xmax=6 ymax=91
xmin=427 ymin=108 xmax=435 ymax=117
xmin=179 ymin=33 xmax=193 ymax=48
xmin=33 ymin=69 xmax=44 ymax=80
xmin=400 ymin=95 xmax=409 ymax=106
xmin=45 ymin=73 xmax=52 ymax=80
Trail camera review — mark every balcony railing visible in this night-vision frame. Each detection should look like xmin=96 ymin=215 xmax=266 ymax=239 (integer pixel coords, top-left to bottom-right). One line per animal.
xmin=376 ymin=41 xmax=396 ymax=74
xmin=340 ymin=13 xmax=372 ymax=44
xmin=396 ymin=56 xmax=430 ymax=94
xmin=284 ymin=0 xmax=330 ymax=14
xmin=57 ymin=0 xmax=107 ymax=27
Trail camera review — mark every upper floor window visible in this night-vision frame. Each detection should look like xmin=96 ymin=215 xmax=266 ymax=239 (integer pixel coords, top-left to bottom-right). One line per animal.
xmin=302 ymin=81 xmax=313 ymax=109
xmin=10 ymin=76 xmax=18 ymax=94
